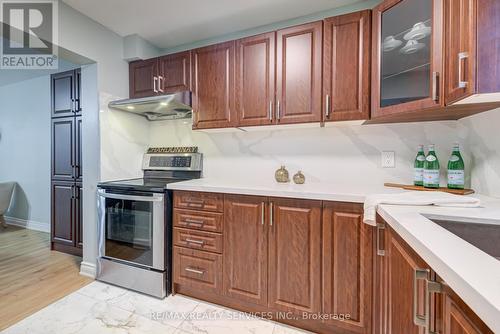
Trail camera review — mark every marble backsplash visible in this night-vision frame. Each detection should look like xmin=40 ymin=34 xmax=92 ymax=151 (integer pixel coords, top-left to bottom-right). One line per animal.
xmin=99 ymin=100 xmax=500 ymax=197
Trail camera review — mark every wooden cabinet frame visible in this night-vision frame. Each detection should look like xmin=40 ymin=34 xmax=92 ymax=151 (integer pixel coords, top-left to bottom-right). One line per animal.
xmin=371 ymin=0 xmax=444 ymax=119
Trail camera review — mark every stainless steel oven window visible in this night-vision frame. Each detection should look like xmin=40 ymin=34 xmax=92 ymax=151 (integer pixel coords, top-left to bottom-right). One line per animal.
xmin=97 ymin=190 xmax=165 ymax=270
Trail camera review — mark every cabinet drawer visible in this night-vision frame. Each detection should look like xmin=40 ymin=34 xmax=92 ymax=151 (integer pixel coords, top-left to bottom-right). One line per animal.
xmin=174 ymin=191 xmax=224 ymax=212
xmin=174 ymin=228 xmax=223 ymax=254
xmin=173 ymin=247 xmax=222 ymax=294
xmin=173 ymin=209 xmax=223 ymax=233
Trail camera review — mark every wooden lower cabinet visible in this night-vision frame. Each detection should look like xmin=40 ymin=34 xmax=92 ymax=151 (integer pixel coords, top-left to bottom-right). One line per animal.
xmin=268 ymin=198 xmax=322 ymax=314
xmin=322 ymin=202 xmax=372 ymax=333
xmin=223 ymin=195 xmax=268 ymax=306
xmin=435 ymin=279 xmax=494 ymax=334
xmin=174 ymin=246 xmax=222 ymax=294
xmin=174 ymin=191 xmax=373 ymax=334
xmin=378 ymin=223 xmax=430 ymax=334
xmin=375 ymin=215 xmax=493 ymax=334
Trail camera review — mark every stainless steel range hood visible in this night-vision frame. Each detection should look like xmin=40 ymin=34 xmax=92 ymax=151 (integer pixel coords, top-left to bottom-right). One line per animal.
xmin=108 ymin=92 xmax=192 ymax=121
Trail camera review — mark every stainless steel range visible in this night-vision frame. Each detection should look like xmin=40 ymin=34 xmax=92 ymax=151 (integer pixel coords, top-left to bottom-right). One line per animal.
xmin=97 ymin=148 xmax=202 ymax=298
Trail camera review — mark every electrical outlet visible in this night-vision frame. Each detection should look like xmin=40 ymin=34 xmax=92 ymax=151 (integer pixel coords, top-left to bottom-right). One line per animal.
xmin=382 ymin=151 xmax=396 ymax=168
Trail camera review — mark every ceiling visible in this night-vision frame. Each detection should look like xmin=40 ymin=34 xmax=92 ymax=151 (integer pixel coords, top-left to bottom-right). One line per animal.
xmin=62 ymin=0 xmax=364 ymax=49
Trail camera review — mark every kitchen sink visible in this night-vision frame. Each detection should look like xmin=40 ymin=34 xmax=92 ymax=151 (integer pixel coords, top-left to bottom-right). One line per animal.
xmin=428 ymin=217 xmax=500 ymax=261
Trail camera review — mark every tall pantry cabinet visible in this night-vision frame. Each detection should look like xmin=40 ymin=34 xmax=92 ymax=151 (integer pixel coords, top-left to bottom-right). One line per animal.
xmin=51 ymin=69 xmax=83 ymax=256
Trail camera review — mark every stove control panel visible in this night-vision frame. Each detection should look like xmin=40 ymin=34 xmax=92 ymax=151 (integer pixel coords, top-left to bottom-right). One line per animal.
xmin=142 ymin=153 xmax=202 ymax=171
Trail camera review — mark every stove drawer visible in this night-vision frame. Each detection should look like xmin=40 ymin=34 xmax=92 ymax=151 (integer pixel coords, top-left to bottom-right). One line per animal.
xmin=174 ymin=191 xmax=223 ymax=212
xmin=173 ymin=209 xmax=223 ymax=233
xmin=174 ymin=228 xmax=222 ymax=254
xmin=174 ymin=247 xmax=222 ymax=294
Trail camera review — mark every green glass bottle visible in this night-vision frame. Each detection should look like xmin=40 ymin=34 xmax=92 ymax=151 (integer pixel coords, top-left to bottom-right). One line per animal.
xmin=414 ymin=145 xmax=426 ymax=186
xmin=447 ymin=143 xmax=465 ymax=189
xmin=424 ymin=144 xmax=440 ymax=188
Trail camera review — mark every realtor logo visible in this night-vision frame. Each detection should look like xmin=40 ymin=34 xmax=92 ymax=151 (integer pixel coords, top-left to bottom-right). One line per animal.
xmin=1 ymin=0 xmax=58 ymax=69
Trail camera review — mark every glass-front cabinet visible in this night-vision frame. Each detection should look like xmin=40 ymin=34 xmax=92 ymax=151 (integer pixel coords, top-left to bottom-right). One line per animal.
xmin=372 ymin=0 xmax=443 ymax=118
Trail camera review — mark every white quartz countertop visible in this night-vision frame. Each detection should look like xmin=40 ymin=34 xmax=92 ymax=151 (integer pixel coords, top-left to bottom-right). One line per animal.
xmin=378 ymin=197 xmax=500 ymax=333
xmin=167 ymin=178 xmax=403 ymax=203
xmin=167 ymin=178 xmax=500 ymax=332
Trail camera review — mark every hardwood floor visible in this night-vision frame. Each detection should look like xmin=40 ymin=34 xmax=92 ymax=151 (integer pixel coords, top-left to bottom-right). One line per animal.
xmin=0 ymin=225 xmax=92 ymax=331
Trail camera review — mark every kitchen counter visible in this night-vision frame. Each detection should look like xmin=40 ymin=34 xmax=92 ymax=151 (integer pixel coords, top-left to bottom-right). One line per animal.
xmin=378 ymin=196 xmax=500 ymax=333
xmin=167 ymin=178 xmax=500 ymax=332
xmin=166 ymin=178 xmax=403 ymax=203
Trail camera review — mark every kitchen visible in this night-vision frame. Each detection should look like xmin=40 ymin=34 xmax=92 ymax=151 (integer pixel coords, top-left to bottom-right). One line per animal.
xmin=0 ymin=0 xmax=499 ymax=333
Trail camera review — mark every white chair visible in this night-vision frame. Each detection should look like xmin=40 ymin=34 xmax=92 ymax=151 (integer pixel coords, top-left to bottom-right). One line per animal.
xmin=0 ymin=182 xmax=15 ymax=228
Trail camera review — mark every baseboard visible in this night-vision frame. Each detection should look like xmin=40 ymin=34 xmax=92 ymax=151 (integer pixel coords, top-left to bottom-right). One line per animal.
xmin=5 ymin=216 xmax=50 ymax=233
xmin=80 ymin=261 xmax=97 ymax=278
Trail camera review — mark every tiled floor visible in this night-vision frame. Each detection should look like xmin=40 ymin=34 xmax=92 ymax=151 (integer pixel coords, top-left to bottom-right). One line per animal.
xmin=2 ymin=281 xmax=312 ymax=334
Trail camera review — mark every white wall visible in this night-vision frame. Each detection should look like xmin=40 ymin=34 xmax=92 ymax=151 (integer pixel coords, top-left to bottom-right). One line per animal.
xmin=0 ymin=76 xmax=51 ymax=228
xmin=460 ymin=108 xmax=500 ymax=198
xmin=56 ymin=2 xmax=150 ymax=276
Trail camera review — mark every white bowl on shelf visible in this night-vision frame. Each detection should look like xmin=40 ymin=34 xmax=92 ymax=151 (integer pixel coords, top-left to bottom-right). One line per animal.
xmin=400 ymin=39 xmax=425 ymax=54
xmin=404 ymin=22 xmax=431 ymax=41
xmin=382 ymin=36 xmax=403 ymax=52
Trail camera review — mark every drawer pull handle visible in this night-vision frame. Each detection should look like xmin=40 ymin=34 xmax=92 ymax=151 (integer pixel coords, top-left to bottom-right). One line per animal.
xmin=188 ymin=202 xmax=204 ymax=208
xmin=183 ymin=219 xmax=205 ymax=226
xmin=185 ymin=267 xmax=204 ymax=275
xmin=185 ymin=238 xmax=205 ymax=246
xmin=186 ymin=198 xmax=204 ymax=204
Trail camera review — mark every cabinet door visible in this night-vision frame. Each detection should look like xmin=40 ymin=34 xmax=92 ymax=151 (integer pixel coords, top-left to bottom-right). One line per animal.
xmin=322 ymin=202 xmax=372 ymax=333
xmin=268 ymin=198 xmax=321 ymax=314
xmin=382 ymin=226 xmax=430 ymax=334
xmin=51 ymin=181 xmax=75 ymax=246
xmin=52 ymin=117 xmax=75 ymax=181
xmin=192 ymin=41 xmax=236 ymax=129
xmin=51 ymin=70 xmax=75 ymax=118
xmin=159 ymin=51 xmax=191 ymax=94
xmin=440 ymin=284 xmax=493 ymax=334
xmin=75 ymin=183 xmax=83 ymax=248
xmin=444 ymin=0 xmax=477 ymax=105
xmin=223 ymin=195 xmax=268 ymax=306
xmin=276 ymin=22 xmax=322 ymax=124
xmin=372 ymin=0 xmax=443 ymax=118
xmin=236 ymin=32 xmax=276 ymax=126
xmin=324 ymin=11 xmax=371 ymax=122
xmin=129 ymin=58 xmax=159 ymax=98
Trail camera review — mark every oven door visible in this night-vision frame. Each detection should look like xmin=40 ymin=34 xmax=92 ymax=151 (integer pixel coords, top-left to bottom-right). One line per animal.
xmin=97 ymin=189 xmax=165 ymax=271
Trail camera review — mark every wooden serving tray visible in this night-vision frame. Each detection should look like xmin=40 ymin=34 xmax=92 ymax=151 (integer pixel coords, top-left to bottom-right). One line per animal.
xmin=384 ymin=183 xmax=475 ymax=195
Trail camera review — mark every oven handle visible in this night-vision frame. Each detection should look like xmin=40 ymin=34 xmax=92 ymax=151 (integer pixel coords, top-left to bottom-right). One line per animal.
xmin=97 ymin=190 xmax=164 ymax=202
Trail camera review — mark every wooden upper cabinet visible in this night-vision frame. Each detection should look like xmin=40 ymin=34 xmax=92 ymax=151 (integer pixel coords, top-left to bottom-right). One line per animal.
xmin=223 ymin=195 xmax=268 ymax=306
xmin=192 ymin=41 xmax=236 ymax=129
xmin=236 ymin=33 xmax=276 ymax=127
xmin=323 ymin=10 xmax=371 ymax=122
xmin=276 ymin=22 xmax=323 ymax=124
xmin=129 ymin=58 xmax=159 ymax=98
xmin=322 ymin=202 xmax=372 ymax=333
xmin=372 ymin=0 xmax=444 ymax=119
xmin=159 ymin=51 xmax=191 ymax=94
xmin=444 ymin=0 xmax=477 ymax=105
xmin=268 ymin=198 xmax=322 ymax=314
